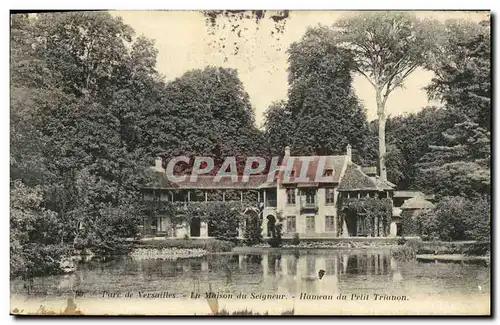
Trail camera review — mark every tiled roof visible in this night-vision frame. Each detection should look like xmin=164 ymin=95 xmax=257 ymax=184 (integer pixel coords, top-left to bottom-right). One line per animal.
xmin=338 ymin=163 xmax=395 ymax=192
xmin=276 ymin=155 xmax=348 ymax=184
xmin=144 ymin=172 xmax=271 ymax=190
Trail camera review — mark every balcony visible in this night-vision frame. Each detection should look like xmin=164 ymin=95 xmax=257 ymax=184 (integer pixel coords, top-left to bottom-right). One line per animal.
xmin=300 ymin=199 xmax=318 ymax=212
xmin=265 ymin=200 xmax=277 ymax=208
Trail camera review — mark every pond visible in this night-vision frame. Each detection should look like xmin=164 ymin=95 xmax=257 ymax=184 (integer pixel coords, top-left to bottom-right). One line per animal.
xmin=10 ymin=248 xmax=490 ymax=315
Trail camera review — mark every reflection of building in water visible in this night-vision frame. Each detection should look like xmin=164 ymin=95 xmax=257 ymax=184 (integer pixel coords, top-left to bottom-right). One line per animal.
xmin=260 ymin=251 xmax=396 ymax=285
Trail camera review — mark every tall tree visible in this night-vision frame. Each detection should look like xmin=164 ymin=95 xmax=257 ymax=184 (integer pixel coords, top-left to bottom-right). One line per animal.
xmin=366 ymin=106 xmax=457 ymax=189
xmin=265 ymin=26 xmax=371 ymax=160
xmin=146 ymin=66 xmax=266 ymax=171
xmin=333 ymin=12 xmax=435 ymax=180
xmin=426 ymin=19 xmax=491 ymax=130
xmin=10 ymin=12 xmax=163 ymax=263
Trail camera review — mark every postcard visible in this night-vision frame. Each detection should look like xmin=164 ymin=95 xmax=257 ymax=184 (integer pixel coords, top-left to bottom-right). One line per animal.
xmin=10 ymin=9 xmax=491 ymax=316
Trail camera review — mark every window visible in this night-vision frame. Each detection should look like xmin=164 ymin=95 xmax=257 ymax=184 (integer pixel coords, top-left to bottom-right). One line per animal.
xmin=323 ymin=169 xmax=333 ymax=177
xmin=325 ymin=216 xmax=335 ymax=232
xmin=306 ymin=216 xmax=315 ymax=232
xmin=303 ymin=189 xmax=315 ymax=204
xmin=286 ymin=188 xmax=296 ymax=204
xmin=325 ymin=188 xmax=335 ymax=205
xmin=286 ymin=216 xmax=296 ymax=233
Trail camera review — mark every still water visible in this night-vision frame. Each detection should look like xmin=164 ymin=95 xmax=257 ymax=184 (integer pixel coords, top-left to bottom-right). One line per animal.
xmin=11 ymin=248 xmax=490 ymax=300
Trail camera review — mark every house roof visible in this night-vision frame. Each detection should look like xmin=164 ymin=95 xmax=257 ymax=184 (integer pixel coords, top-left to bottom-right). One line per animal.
xmin=142 ymin=155 xmax=395 ymax=192
xmin=144 ymin=172 xmax=270 ymax=190
xmin=394 ymin=190 xmax=435 ymax=201
xmin=276 ymin=155 xmax=348 ymax=185
xmin=400 ymin=197 xmax=436 ymax=210
xmin=337 ymin=163 xmax=395 ymax=192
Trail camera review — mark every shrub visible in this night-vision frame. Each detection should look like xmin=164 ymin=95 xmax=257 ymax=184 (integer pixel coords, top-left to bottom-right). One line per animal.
xmin=462 ymin=242 xmax=490 ymax=256
xmin=404 ymin=238 xmax=423 ymax=252
xmin=243 ymin=212 xmax=263 ymax=246
xmin=391 ymin=246 xmax=416 ymax=262
xmin=268 ymin=223 xmax=283 ymax=248
xmin=291 ymin=233 xmax=300 ymax=245
xmin=433 ymin=196 xmax=491 ymax=241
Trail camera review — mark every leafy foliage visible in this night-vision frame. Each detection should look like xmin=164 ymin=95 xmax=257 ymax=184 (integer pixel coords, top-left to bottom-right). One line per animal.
xmin=404 ymin=196 xmax=490 ymax=242
xmin=340 ymin=197 xmax=392 ymax=236
xmin=417 ymin=121 xmax=490 ymax=198
xmin=243 ymin=210 xmax=263 ymax=246
xmin=10 ymin=181 xmax=71 ymax=278
xmin=333 ymin=12 xmax=436 ymax=180
xmin=426 ymin=19 xmax=491 ymax=130
xmin=264 ymin=27 xmax=370 ymax=159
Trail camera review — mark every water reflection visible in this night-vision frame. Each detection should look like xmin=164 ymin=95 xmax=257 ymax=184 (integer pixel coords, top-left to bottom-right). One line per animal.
xmin=11 ymin=249 xmax=490 ymax=299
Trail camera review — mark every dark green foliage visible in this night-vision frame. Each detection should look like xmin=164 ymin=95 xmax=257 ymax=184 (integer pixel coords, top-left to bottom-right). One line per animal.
xmin=340 ymin=198 xmax=392 ymax=236
xmin=426 ymin=20 xmax=491 ymax=131
xmin=146 ymin=66 xmax=266 ymax=161
xmin=390 ymin=246 xmax=416 ymax=262
xmin=243 ymin=211 xmax=263 ymax=246
xmin=401 ymin=210 xmax=438 ymax=239
xmin=416 ymin=121 xmax=490 ymax=198
xmin=10 ymin=181 xmax=72 ymax=278
xmin=264 ymin=26 xmax=371 ymax=159
xmin=268 ymin=223 xmax=283 ymax=248
xmin=10 ymin=12 xmax=268 ymax=278
xmin=411 ymin=196 xmax=491 ymax=242
xmin=365 ymin=107 xmax=456 ymax=189
xmin=291 ymin=233 xmax=300 ymax=245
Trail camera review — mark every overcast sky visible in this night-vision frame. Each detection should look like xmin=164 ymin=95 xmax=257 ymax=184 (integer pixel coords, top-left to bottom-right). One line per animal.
xmin=111 ymin=10 xmax=488 ymax=127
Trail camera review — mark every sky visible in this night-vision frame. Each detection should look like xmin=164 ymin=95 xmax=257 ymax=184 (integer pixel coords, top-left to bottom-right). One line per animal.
xmin=111 ymin=10 xmax=489 ymax=127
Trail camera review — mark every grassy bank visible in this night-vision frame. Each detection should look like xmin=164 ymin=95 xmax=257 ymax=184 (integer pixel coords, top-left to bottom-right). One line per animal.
xmin=391 ymin=239 xmax=490 ymax=263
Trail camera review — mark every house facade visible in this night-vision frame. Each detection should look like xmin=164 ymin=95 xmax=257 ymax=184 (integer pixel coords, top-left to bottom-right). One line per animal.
xmin=140 ymin=145 xmax=399 ymax=239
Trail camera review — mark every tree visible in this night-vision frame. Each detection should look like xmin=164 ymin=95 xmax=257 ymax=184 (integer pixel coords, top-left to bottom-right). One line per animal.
xmin=10 ymin=12 xmax=162 ymax=272
xmin=10 ymin=181 xmax=70 ymax=278
xmin=145 ymin=66 xmax=267 ymax=165
xmin=426 ymin=19 xmax=491 ymax=130
xmin=364 ymin=107 xmax=457 ymax=189
xmin=417 ymin=121 xmax=490 ymax=198
xmin=265 ymin=26 xmax=371 ymax=159
xmin=333 ymin=12 xmax=435 ymax=180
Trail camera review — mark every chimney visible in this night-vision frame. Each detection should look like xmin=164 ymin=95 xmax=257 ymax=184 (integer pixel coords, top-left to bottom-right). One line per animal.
xmin=346 ymin=144 xmax=352 ymax=162
xmin=154 ymin=157 xmax=164 ymax=172
xmin=284 ymin=146 xmax=291 ymax=157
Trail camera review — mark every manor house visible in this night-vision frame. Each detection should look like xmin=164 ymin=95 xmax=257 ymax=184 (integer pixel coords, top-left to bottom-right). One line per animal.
xmin=140 ymin=146 xmax=422 ymax=239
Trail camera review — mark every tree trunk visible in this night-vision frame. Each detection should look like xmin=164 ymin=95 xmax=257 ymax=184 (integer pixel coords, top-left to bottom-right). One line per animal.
xmin=376 ymin=89 xmax=387 ymax=181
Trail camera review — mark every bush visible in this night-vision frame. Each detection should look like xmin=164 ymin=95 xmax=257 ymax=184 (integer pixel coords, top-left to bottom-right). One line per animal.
xmin=291 ymin=233 xmax=300 ymax=245
xmin=391 ymin=246 xmax=416 ymax=262
xmin=462 ymin=242 xmax=490 ymax=256
xmin=268 ymin=223 xmax=283 ymax=248
xmin=243 ymin=212 xmax=262 ymax=246
xmin=433 ymin=196 xmax=490 ymax=241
